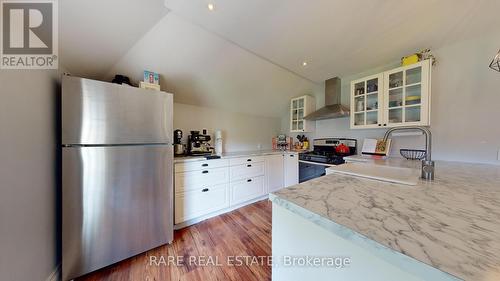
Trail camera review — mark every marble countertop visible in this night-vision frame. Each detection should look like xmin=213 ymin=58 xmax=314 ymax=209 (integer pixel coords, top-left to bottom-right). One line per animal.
xmin=174 ymin=149 xmax=301 ymax=163
xmin=344 ymin=155 xmax=423 ymax=169
xmin=270 ymin=159 xmax=500 ymax=281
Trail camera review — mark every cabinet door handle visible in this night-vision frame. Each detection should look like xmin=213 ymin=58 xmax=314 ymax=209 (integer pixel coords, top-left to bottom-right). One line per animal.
xmin=247 ymin=164 xmax=252 ymax=167
xmin=202 ymin=188 xmax=209 ymax=192
xmin=378 ymin=124 xmax=382 ymax=127
xmin=247 ymin=159 xmax=252 ymax=162
xmin=202 ymin=163 xmax=209 ymax=167
xmin=247 ymin=179 xmax=252 ymax=182
xmin=202 ymin=170 xmax=209 ymax=174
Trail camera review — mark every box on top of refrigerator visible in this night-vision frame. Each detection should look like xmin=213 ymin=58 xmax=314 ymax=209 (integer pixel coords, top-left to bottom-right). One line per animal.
xmin=144 ymin=70 xmax=160 ymax=85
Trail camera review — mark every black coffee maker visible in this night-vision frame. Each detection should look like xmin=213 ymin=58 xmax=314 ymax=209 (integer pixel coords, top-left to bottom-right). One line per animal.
xmin=187 ymin=130 xmax=213 ymax=155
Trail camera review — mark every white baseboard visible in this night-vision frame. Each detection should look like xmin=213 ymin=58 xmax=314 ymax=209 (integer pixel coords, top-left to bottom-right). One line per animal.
xmin=174 ymin=195 xmax=269 ymax=230
xmin=46 ymin=264 xmax=61 ymax=281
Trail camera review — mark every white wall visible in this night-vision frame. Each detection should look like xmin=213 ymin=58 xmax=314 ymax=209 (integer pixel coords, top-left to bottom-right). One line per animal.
xmin=174 ymin=103 xmax=282 ymax=152
xmin=0 ymin=70 xmax=59 ymax=281
xmin=285 ymin=31 xmax=500 ymax=164
xmin=105 ymin=11 xmax=322 ymax=154
xmin=60 ymin=0 xmax=168 ymax=78
xmin=430 ymin=33 xmax=500 ymax=163
xmin=107 ymin=13 xmax=319 ymax=119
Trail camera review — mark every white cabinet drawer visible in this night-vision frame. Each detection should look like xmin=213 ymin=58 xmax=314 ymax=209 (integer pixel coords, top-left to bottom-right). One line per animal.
xmin=230 ymin=176 xmax=265 ymax=206
xmin=229 ymin=156 xmax=265 ymax=166
xmin=175 ymin=184 xmax=229 ymax=224
xmin=175 ymin=167 xmax=229 ymax=192
xmin=230 ymin=162 xmax=265 ymax=182
xmin=175 ymin=159 xmax=229 ymax=173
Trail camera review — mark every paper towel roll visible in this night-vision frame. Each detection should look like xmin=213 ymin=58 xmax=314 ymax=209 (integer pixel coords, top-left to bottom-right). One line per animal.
xmin=215 ymin=129 xmax=222 ymax=139
xmin=215 ymin=130 xmax=223 ymax=155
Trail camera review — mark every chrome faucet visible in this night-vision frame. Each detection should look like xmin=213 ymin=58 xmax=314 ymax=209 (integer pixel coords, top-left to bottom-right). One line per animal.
xmin=382 ymin=126 xmax=435 ymax=180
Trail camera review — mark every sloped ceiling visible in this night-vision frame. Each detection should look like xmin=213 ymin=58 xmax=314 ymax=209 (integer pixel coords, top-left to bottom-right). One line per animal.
xmin=164 ymin=0 xmax=500 ymax=82
xmin=59 ymin=0 xmax=168 ymax=78
xmin=60 ymin=0 xmax=500 ymax=117
xmin=106 ymin=14 xmax=320 ymax=118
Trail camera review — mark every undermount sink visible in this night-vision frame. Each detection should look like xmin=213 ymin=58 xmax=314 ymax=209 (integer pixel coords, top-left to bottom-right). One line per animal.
xmin=327 ymin=162 xmax=420 ymax=186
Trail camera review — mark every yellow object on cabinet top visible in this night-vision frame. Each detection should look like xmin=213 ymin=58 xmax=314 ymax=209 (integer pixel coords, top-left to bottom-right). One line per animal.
xmin=401 ymin=54 xmax=419 ymax=66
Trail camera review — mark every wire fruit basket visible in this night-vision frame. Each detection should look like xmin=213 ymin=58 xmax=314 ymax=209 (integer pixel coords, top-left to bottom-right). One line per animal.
xmin=400 ymin=149 xmax=426 ymax=160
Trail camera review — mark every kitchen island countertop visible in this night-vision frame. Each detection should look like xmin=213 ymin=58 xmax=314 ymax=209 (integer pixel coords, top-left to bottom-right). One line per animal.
xmin=270 ymin=159 xmax=500 ymax=280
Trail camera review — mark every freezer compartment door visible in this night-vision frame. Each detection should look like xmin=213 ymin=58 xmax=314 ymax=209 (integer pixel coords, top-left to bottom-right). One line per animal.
xmin=62 ymin=76 xmax=173 ymax=145
xmin=62 ymin=145 xmax=173 ymax=281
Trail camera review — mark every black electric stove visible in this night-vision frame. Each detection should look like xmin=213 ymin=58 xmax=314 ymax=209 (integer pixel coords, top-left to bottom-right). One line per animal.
xmin=298 ymin=138 xmax=357 ymax=182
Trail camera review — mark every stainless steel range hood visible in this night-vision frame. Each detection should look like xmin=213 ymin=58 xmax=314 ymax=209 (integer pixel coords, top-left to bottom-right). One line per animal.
xmin=304 ymin=77 xmax=350 ymax=120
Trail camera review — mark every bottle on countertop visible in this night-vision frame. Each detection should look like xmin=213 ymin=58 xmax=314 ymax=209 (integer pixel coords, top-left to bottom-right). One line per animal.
xmin=215 ymin=130 xmax=223 ymax=156
xmin=303 ymin=137 xmax=309 ymax=150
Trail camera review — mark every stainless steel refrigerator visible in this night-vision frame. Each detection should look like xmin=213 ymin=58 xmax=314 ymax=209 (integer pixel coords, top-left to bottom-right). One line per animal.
xmin=61 ymin=76 xmax=173 ymax=280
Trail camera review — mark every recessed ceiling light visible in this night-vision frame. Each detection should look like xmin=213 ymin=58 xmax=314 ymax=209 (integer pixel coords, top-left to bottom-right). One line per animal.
xmin=207 ymin=3 xmax=215 ymax=11
xmin=302 ymin=61 xmax=308 ymax=67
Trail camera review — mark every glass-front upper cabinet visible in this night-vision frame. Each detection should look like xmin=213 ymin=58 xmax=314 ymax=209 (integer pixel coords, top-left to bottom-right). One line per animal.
xmin=350 ymin=59 xmax=431 ymax=129
xmin=350 ymin=73 xmax=384 ymax=129
xmin=290 ymin=95 xmax=316 ymax=132
xmin=384 ymin=59 xmax=431 ymax=127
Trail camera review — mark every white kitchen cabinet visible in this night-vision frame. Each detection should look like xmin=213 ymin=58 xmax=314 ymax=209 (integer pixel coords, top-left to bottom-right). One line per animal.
xmin=350 ymin=73 xmax=384 ymax=129
xmin=175 ymin=183 xmax=229 ymax=224
xmin=350 ymin=60 xmax=432 ymax=129
xmin=175 ymin=167 xmax=229 ymax=193
xmin=229 ymin=156 xmax=266 ymax=206
xmin=284 ymin=153 xmax=299 ymax=187
xmin=230 ymin=162 xmax=265 ymax=182
xmin=230 ymin=176 xmax=265 ymax=206
xmin=384 ymin=60 xmax=431 ymax=127
xmin=175 ymin=160 xmax=231 ymax=225
xmin=266 ymin=154 xmax=285 ymax=193
xmin=175 ymin=159 xmax=229 ymax=173
xmin=175 ymin=152 xmax=299 ymax=226
xmin=229 ymin=156 xmax=265 ymax=166
xmin=290 ymin=95 xmax=315 ymax=133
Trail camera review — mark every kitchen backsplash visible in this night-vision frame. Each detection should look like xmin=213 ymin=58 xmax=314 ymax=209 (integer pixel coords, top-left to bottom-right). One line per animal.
xmin=314 ymin=118 xmax=425 ymax=158
xmin=174 ymin=102 xmax=281 ymax=152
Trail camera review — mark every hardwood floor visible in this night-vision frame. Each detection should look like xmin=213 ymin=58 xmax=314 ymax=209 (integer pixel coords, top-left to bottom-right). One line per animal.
xmin=78 ymin=200 xmax=272 ymax=281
